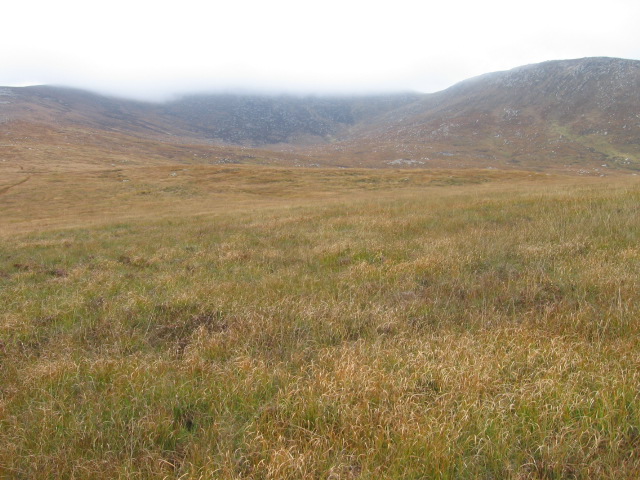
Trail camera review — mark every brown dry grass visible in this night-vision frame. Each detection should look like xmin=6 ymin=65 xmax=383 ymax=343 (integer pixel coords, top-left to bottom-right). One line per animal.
xmin=1 ymin=165 xmax=639 ymax=478
xmin=0 ymin=164 xmax=546 ymax=235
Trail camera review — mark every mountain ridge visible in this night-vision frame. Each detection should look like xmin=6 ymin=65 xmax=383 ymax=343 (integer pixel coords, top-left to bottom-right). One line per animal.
xmin=1 ymin=57 xmax=639 ymax=173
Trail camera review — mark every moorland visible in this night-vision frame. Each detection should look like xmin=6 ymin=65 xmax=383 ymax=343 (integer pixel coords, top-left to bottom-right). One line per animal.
xmin=1 ymin=57 xmax=639 ymax=478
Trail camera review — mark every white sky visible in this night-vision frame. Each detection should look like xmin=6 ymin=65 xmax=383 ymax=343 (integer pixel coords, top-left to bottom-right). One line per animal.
xmin=2 ymin=0 xmax=639 ymax=101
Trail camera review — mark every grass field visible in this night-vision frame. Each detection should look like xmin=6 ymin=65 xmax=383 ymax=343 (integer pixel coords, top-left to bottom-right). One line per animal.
xmin=1 ymin=166 xmax=639 ymax=478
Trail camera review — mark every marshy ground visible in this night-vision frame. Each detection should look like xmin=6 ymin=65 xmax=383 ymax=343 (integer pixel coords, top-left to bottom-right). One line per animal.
xmin=1 ymin=165 xmax=639 ymax=478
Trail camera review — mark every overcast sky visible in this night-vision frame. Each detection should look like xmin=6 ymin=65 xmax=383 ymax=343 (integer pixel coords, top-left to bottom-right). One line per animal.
xmin=2 ymin=0 xmax=639 ymax=101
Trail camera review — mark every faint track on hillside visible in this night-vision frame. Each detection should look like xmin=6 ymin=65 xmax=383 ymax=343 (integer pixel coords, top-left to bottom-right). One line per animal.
xmin=0 ymin=176 xmax=31 ymax=196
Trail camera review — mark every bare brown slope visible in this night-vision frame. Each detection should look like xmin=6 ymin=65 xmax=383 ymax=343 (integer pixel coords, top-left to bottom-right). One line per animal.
xmin=1 ymin=86 xmax=421 ymax=143
xmin=0 ymin=87 xmax=311 ymax=171
xmin=304 ymin=57 xmax=640 ymax=172
xmin=0 ymin=86 xmax=422 ymax=171
xmin=1 ymin=57 xmax=639 ymax=173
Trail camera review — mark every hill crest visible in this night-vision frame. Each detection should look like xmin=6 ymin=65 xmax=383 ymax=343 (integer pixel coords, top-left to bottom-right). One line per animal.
xmin=1 ymin=57 xmax=639 ymax=173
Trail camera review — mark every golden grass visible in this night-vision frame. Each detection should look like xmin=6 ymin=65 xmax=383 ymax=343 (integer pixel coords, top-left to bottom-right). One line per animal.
xmin=0 ymin=164 xmax=545 ymax=235
xmin=1 ymin=166 xmax=639 ymax=478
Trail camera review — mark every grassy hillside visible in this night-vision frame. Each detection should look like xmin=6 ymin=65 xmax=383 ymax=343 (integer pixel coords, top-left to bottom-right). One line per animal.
xmin=3 ymin=58 xmax=639 ymax=173
xmin=317 ymin=58 xmax=640 ymax=171
xmin=1 ymin=167 xmax=639 ymax=478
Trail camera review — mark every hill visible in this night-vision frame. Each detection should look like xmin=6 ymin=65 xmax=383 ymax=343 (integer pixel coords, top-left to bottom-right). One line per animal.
xmin=2 ymin=59 xmax=640 ymax=479
xmin=1 ymin=57 xmax=639 ymax=173
xmin=160 ymin=93 xmax=422 ymax=145
xmin=304 ymin=57 xmax=640 ymax=172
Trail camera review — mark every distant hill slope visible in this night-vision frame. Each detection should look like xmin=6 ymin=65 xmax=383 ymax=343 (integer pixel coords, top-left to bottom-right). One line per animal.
xmin=321 ymin=57 xmax=640 ymax=171
xmin=0 ymin=86 xmax=421 ymax=146
xmin=160 ymin=93 xmax=422 ymax=145
xmin=1 ymin=57 xmax=639 ymax=172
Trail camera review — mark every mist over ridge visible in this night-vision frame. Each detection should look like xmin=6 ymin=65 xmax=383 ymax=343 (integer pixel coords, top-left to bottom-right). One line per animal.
xmin=2 ymin=57 xmax=639 ymax=174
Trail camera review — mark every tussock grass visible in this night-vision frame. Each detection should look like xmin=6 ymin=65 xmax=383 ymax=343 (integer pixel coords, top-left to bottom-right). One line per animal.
xmin=1 ymin=168 xmax=639 ymax=478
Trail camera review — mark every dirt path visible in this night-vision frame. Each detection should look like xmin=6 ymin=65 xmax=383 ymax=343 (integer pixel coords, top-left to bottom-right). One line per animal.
xmin=0 ymin=176 xmax=31 ymax=196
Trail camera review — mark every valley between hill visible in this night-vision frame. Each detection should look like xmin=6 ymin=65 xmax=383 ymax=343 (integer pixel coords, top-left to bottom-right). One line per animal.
xmin=2 ymin=57 xmax=639 ymax=173
xmin=1 ymin=57 xmax=639 ymax=478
